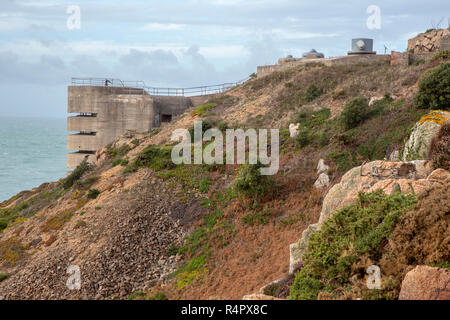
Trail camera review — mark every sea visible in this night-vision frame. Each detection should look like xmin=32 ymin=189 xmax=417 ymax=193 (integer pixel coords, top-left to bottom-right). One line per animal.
xmin=0 ymin=117 xmax=67 ymax=202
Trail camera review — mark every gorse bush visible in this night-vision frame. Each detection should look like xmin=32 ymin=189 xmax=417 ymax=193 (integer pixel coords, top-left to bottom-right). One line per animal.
xmin=289 ymin=190 xmax=417 ymax=300
xmin=0 ymin=220 xmax=7 ymax=232
xmin=341 ymin=97 xmax=370 ymax=129
xmin=188 ymin=120 xmax=213 ymax=142
xmin=125 ymin=145 xmax=175 ymax=173
xmin=87 ymin=188 xmax=101 ymax=199
xmin=63 ymin=158 xmax=92 ymax=190
xmin=293 ymin=107 xmax=331 ymax=129
xmin=0 ymin=273 xmax=8 ymax=282
xmin=294 ymin=128 xmax=312 ymax=148
xmin=414 ymin=62 xmax=450 ymax=110
xmin=304 ymin=84 xmax=323 ymax=102
xmin=147 ymin=292 xmax=167 ymax=300
xmin=232 ymin=163 xmax=274 ymax=201
xmin=108 ymin=144 xmax=131 ymax=167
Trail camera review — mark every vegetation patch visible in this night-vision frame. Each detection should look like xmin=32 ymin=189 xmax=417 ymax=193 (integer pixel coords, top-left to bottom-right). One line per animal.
xmin=87 ymin=188 xmax=101 ymax=199
xmin=125 ymin=145 xmax=175 ymax=173
xmin=341 ymin=97 xmax=371 ymax=129
xmin=0 ymin=185 xmax=63 ymax=232
xmin=0 ymin=237 xmax=27 ymax=267
xmin=304 ymin=84 xmax=323 ymax=102
xmin=191 ymin=103 xmax=216 ymax=117
xmin=171 ymin=189 xmax=237 ymax=290
xmin=63 ymin=158 xmax=92 ymax=189
xmin=42 ymin=209 xmax=74 ymax=232
xmin=232 ymin=163 xmax=274 ymax=202
xmin=414 ymin=62 xmax=450 ymax=110
xmin=242 ymin=206 xmax=271 ymax=226
xmin=290 ymin=190 xmax=417 ymax=300
xmin=0 ymin=273 xmax=8 ymax=282
xmin=147 ymin=291 xmax=167 ymax=300
xmin=108 ymin=144 xmax=131 ymax=167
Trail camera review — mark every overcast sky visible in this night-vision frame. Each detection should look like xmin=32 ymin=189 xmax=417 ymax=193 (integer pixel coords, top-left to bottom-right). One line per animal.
xmin=0 ymin=0 xmax=448 ymax=118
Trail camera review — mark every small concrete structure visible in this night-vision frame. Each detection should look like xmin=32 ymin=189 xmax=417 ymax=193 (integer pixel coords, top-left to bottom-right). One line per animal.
xmin=302 ymin=49 xmax=324 ymax=59
xmin=348 ymin=38 xmax=376 ymax=55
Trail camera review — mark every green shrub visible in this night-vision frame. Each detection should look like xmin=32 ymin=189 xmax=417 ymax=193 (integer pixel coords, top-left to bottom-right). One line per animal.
xmin=192 ymin=103 xmax=216 ymax=117
xmin=293 ymin=107 xmax=331 ymax=129
xmin=147 ymin=292 xmax=167 ymax=300
xmin=341 ymin=97 xmax=370 ymax=129
xmin=0 ymin=220 xmax=7 ymax=232
xmin=0 ymin=273 xmax=8 ymax=282
xmin=199 ymin=176 xmax=211 ymax=193
xmin=304 ymin=84 xmax=323 ymax=102
xmin=414 ymin=62 xmax=450 ymax=110
xmin=167 ymin=245 xmax=181 ymax=256
xmin=149 ymin=128 xmax=161 ymax=137
xmin=294 ymin=128 xmax=312 ymax=148
xmin=188 ymin=120 xmax=213 ymax=141
xmin=63 ymin=158 xmax=92 ymax=190
xmin=112 ymin=158 xmax=129 ymax=167
xmin=242 ymin=206 xmax=271 ymax=225
xmin=317 ymin=132 xmax=329 ymax=147
xmin=124 ymin=145 xmax=175 ymax=173
xmin=87 ymin=189 xmax=101 ymax=199
xmin=289 ymin=190 xmax=417 ymax=300
xmin=107 ymin=144 xmax=130 ymax=159
xmin=217 ymin=121 xmax=229 ymax=132
xmin=128 ymin=291 xmax=145 ymax=300
xmin=327 ymin=150 xmax=353 ymax=172
xmin=232 ymin=163 xmax=274 ymax=201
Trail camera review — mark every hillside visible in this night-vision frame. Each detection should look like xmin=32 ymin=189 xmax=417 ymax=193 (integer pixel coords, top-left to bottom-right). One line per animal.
xmin=0 ymin=47 xmax=449 ymax=300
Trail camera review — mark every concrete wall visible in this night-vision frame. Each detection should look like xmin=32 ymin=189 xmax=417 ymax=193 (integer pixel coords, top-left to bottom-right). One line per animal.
xmin=152 ymin=96 xmax=193 ymax=117
xmin=67 ymin=85 xmax=213 ymax=168
xmin=68 ymin=86 xmax=156 ymax=168
xmin=257 ymin=54 xmax=390 ymax=77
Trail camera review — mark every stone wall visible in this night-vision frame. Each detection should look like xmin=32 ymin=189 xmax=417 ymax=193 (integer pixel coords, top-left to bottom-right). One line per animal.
xmin=390 ymin=51 xmax=408 ymax=66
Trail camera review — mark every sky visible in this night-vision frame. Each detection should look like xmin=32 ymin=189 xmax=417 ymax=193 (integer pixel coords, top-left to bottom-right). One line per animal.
xmin=0 ymin=0 xmax=449 ymax=118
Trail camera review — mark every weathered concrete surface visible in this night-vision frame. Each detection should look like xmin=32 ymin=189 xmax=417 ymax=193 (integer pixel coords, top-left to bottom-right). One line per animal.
xmin=66 ymin=152 xmax=96 ymax=169
xmin=67 ymin=86 xmax=198 ymax=168
xmin=67 ymin=86 xmax=155 ymax=168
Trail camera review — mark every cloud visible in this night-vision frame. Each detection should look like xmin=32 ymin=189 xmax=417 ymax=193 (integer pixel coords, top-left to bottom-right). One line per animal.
xmin=1 ymin=0 xmax=450 ymax=118
xmin=139 ymin=23 xmax=186 ymax=31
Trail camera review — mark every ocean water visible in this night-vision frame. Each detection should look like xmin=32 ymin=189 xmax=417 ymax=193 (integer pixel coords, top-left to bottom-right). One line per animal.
xmin=0 ymin=117 xmax=67 ymax=202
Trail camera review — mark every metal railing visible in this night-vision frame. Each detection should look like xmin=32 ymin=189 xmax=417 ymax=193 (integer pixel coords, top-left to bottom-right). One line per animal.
xmin=71 ymin=77 xmax=249 ymax=97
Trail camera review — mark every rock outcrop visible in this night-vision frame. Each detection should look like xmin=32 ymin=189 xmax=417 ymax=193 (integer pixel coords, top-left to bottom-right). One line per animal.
xmin=289 ymin=123 xmax=300 ymax=138
xmin=407 ymin=29 xmax=450 ymax=53
xmin=289 ymin=160 xmax=447 ymax=273
xmin=242 ymin=293 xmax=284 ymax=300
xmin=399 ymin=266 xmax=450 ymax=300
xmin=402 ymin=111 xmax=450 ymax=161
